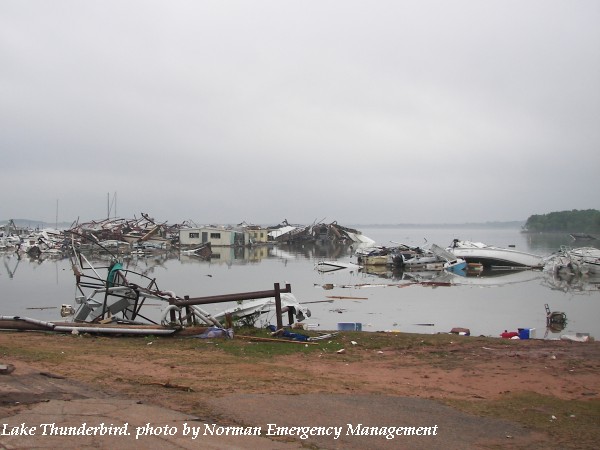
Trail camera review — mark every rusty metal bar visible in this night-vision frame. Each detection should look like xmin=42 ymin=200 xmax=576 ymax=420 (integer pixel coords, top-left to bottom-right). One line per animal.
xmin=171 ymin=283 xmax=291 ymax=329
xmin=171 ymin=283 xmax=292 ymax=307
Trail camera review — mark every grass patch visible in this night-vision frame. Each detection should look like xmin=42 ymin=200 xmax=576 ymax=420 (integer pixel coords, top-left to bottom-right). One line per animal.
xmin=0 ymin=329 xmax=496 ymax=362
xmin=447 ymin=392 xmax=600 ymax=448
xmin=218 ymin=328 xmax=342 ymax=358
xmin=0 ymin=333 xmax=69 ymax=363
xmin=214 ymin=329 xmax=485 ymax=360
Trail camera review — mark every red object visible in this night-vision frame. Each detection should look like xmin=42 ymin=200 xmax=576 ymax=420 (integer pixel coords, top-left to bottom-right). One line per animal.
xmin=501 ymin=331 xmax=519 ymax=339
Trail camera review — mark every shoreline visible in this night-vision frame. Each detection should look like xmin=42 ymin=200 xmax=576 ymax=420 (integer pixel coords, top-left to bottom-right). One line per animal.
xmin=1 ymin=330 xmax=599 ymax=448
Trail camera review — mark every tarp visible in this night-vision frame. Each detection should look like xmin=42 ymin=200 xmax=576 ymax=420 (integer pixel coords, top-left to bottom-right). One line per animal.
xmin=107 ymin=262 xmax=123 ymax=287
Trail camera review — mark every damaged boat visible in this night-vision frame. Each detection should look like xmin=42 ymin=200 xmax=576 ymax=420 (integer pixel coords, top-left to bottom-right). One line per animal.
xmin=544 ymin=246 xmax=600 ymax=277
xmin=212 ymin=292 xmax=311 ymax=324
xmin=355 ymin=246 xmax=396 ymax=266
xmin=356 ymin=243 xmax=466 ymax=274
xmin=448 ymin=239 xmax=544 ymax=269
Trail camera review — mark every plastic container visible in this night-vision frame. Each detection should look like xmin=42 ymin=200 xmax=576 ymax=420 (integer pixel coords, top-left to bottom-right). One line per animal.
xmin=518 ymin=328 xmax=536 ymax=339
xmin=337 ymin=322 xmax=362 ymax=331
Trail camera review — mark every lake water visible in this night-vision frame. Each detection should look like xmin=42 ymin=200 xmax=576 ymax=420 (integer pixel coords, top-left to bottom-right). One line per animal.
xmin=2 ymin=226 xmax=599 ymax=339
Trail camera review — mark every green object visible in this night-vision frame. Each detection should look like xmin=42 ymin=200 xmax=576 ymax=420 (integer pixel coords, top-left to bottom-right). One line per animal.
xmin=107 ymin=262 xmax=123 ymax=287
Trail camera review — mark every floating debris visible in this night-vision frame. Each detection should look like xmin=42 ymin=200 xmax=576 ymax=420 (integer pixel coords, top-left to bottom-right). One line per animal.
xmin=545 ymin=303 xmax=567 ymax=334
xmin=315 ymin=261 xmax=360 ymax=273
xmin=560 ymin=333 xmax=592 ymax=342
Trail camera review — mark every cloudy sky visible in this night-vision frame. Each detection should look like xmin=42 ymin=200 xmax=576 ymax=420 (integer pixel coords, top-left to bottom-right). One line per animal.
xmin=1 ymin=0 xmax=599 ymax=226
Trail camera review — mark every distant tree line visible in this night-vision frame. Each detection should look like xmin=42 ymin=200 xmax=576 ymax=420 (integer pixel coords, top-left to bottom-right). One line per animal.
xmin=523 ymin=209 xmax=600 ymax=233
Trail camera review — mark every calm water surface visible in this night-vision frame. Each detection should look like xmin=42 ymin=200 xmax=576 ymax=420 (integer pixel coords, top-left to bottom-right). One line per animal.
xmin=2 ymin=226 xmax=599 ymax=339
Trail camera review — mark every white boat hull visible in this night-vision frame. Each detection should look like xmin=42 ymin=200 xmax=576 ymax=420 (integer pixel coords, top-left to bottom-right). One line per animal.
xmin=448 ymin=240 xmax=544 ymax=268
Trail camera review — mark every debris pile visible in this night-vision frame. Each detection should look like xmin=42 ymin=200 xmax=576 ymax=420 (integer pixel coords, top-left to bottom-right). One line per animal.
xmin=1 ymin=219 xmax=67 ymax=257
xmin=271 ymin=220 xmax=374 ymax=245
xmin=69 ymin=213 xmax=186 ymax=252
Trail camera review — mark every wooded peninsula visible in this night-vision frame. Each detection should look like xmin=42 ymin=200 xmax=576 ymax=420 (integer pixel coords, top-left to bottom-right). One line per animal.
xmin=523 ymin=209 xmax=600 ymax=233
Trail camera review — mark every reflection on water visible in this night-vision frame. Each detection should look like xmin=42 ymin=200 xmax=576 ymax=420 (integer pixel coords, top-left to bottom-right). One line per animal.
xmin=523 ymin=231 xmax=577 ymax=254
xmin=1 ymin=227 xmax=599 ymax=339
xmin=542 ymin=268 xmax=600 ymax=294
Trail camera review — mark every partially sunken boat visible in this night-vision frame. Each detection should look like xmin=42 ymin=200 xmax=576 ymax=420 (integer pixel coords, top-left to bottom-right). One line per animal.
xmin=448 ymin=239 xmax=545 ymax=269
xmin=355 ymin=243 xmax=466 ymax=273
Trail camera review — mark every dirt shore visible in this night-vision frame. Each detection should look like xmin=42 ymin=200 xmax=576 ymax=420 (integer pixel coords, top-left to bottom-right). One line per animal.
xmin=1 ymin=330 xmax=599 ymax=449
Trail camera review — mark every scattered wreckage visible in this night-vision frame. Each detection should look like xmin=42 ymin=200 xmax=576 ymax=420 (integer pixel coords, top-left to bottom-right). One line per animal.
xmin=4 ymin=216 xmax=598 ymax=341
xmin=1 ymin=214 xmax=184 ymax=258
xmin=2 ymin=216 xmax=374 ymax=262
xmin=0 ymin=220 xmax=66 ymax=257
xmin=0 ymin=235 xmax=313 ymax=337
xmin=69 ymin=213 xmax=182 ymax=254
xmin=546 ymin=246 xmax=600 ymax=276
xmin=0 ymin=216 xmax=372 ymax=339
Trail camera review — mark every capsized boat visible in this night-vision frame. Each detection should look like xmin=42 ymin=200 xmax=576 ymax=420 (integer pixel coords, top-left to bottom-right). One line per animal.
xmin=448 ymin=239 xmax=544 ymax=269
xmin=315 ymin=261 xmax=360 ymax=273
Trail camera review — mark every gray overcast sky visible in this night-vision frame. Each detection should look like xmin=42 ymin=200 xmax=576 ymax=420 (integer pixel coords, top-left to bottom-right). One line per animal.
xmin=1 ymin=0 xmax=599 ymax=226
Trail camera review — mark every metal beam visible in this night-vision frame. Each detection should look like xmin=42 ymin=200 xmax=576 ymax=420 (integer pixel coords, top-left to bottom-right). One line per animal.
xmin=171 ymin=283 xmax=291 ymax=307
